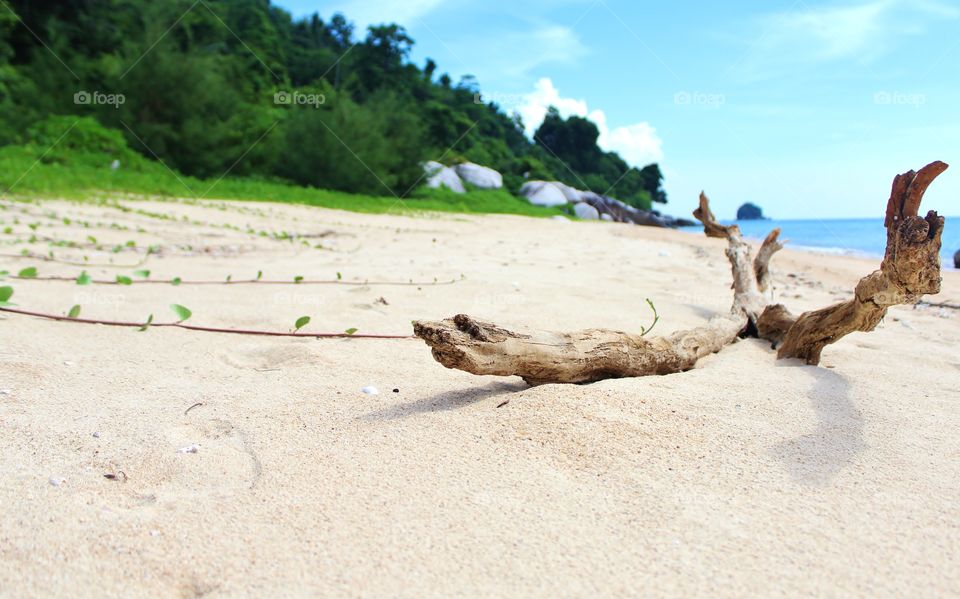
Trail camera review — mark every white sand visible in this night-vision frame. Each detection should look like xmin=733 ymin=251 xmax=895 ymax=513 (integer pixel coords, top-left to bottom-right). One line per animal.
xmin=1 ymin=197 xmax=958 ymax=597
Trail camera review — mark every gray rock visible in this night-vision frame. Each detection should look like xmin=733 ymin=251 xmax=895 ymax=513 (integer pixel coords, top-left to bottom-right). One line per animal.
xmin=573 ymin=202 xmax=600 ymax=220
xmin=519 ymin=181 xmax=569 ymax=207
xmin=737 ymin=202 xmax=766 ymax=220
xmin=454 ymin=163 xmax=503 ymax=189
xmin=424 ymin=161 xmax=465 ymax=194
xmin=554 ymin=182 xmax=585 ymax=203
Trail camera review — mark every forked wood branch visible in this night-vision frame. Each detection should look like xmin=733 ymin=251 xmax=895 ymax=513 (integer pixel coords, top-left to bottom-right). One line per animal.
xmin=767 ymin=160 xmax=948 ymax=364
xmin=413 ymin=162 xmax=948 ymax=384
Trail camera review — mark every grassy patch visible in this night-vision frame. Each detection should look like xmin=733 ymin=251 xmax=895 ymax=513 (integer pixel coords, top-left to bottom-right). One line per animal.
xmin=0 ymin=145 xmax=565 ymax=218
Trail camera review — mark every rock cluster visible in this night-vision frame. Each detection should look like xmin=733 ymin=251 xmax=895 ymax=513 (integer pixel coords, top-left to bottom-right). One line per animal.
xmin=423 ymin=161 xmax=692 ymax=228
xmin=424 ymin=161 xmax=502 ymax=192
xmin=519 ymin=180 xmax=693 ymax=227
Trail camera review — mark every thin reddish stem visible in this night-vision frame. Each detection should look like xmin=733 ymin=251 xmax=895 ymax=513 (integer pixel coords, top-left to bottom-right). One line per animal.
xmin=0 ymin=306 xmax=413 ymax=339
xmin=9 ymin=275 xmax=458 ymax=286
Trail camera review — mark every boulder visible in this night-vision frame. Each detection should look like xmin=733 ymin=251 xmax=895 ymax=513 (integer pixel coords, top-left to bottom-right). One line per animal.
xmin=519 ymin=181 xmax=568 ymax=207
xmin=573 ymin=202 xmax=600 ymax=220
xmin=424 ymin=161 xmax=465 ymax=194
xmin=554 ymin=181 xmax=585 ymax=203
xmin=455 ymin=162 xmax=503 ymax=189
xmin=737 ymin=202 xmax=766 ymax=220
xmin=954 ymin=249 xmax=960 ymax=269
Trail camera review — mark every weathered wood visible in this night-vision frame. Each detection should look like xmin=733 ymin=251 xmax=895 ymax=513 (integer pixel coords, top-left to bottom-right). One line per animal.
xmin=756 ymin=303 xmax=796 ymax=346
xmin=413 ymin=162 xmax=948 ymax=384
xmin=412 ymin=313 xmax=745 ymax=385
xmin=755 ymin=229 xmax=784 ymax=293
xmin=413 ymin=192 xmax=769 ymax=384
xmin=774 ymin=161 xmax=948 ymax=364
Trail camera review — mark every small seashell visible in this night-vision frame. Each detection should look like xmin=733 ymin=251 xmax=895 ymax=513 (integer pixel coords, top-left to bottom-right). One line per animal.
xmin=361 ymin=386 xmax=379 ymax=395
xmin=48 ymin=476 xmax=66 ymax=487
xmin=177 ymin=444 xmax=200 ymax=454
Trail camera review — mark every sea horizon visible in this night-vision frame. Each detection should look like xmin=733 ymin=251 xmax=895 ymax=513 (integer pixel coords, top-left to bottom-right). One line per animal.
xmin=679 ymin=216 xmax=960 ymax=269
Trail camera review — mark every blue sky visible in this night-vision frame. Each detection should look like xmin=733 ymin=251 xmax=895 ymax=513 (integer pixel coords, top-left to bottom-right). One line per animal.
xmin=276 ymin=0 xmax=959 ymax=219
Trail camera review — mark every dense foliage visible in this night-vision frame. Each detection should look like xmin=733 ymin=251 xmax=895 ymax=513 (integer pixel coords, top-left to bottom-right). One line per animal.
xmin=0 ymin=0 xmax=666 ymax=207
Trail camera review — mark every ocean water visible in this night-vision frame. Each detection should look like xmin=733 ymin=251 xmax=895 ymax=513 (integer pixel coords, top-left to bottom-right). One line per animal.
xmin=679 ymin=217 xmax=960 ymax=269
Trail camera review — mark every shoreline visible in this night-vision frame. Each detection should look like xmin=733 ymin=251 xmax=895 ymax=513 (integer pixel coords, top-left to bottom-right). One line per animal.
xmin=677 ymin=221 xmax=960 ymax=271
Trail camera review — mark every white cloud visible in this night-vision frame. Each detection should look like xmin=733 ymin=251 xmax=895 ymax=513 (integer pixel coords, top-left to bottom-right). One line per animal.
xmin=447 ymin=25 xmax=587 ymax=84
xmin=739 ymin=0 xmax=960 ymax=73
xmin=769 ymin=0 xmax=893 ymax=61
xmin=517 ymin=78 xmax=663 ymax=167
xmin=326 ymin=0 xmax=447 ymax=31
xmin=591 ymin=112 xmax=664 ymax=168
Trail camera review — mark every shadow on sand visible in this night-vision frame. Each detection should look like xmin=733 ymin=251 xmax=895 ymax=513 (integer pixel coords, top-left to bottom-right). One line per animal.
xmin=771 ymin=362 xmax=865 ymax=486
xmin=363 ymin=380 xmax=528 ymax=421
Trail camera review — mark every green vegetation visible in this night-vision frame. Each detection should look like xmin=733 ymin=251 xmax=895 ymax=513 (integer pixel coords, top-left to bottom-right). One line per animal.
xmin=170 ymin=304 xmax=193 ymax=323
xmin=0 ymin=124 xmax=565 ymax=217
xmin=294 ymin=316 xmax=311 ymax=333
xmin=535 ymin=109 xmax=665 ymax=209
xmin=0 ymin=0 xmax=666 ymax=213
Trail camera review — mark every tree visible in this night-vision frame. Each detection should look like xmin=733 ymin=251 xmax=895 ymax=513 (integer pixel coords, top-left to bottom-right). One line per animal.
xmin=0 ymin=0 xmax=667 ymax=202
xmin=273 ymin=91 xmax=428 ymax=197
xmin=533 ymin=107 xmax=657 ymax=208
xmin=639 ymin=164 xmax=667 ymax=204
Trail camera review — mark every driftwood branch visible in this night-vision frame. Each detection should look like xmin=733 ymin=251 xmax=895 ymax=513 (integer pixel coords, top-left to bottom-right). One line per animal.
xmin=767 ymin=160 xmax=948 ymax=364
xmin=413 ymin=192 xmax=770 ymax=384
xmin=413 ymin=162 xmax=948 ymax=384
xmin=755 ymin=229 xmax=784 ymax=293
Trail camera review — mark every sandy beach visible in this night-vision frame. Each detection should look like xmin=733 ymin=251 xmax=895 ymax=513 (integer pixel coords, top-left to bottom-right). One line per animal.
xmin=1 ymin=197 xmax=958 ymax=597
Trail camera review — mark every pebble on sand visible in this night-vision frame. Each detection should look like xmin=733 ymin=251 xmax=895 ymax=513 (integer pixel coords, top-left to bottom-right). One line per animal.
xmin=177 ymin=444 xmax=200 ymax=454
xmin=362 ymin=386 xmax=379 ymax=395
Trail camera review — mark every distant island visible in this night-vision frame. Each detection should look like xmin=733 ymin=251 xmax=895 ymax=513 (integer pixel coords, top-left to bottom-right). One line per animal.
xmin=737 ymin=203 xmax=767 ymax=220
